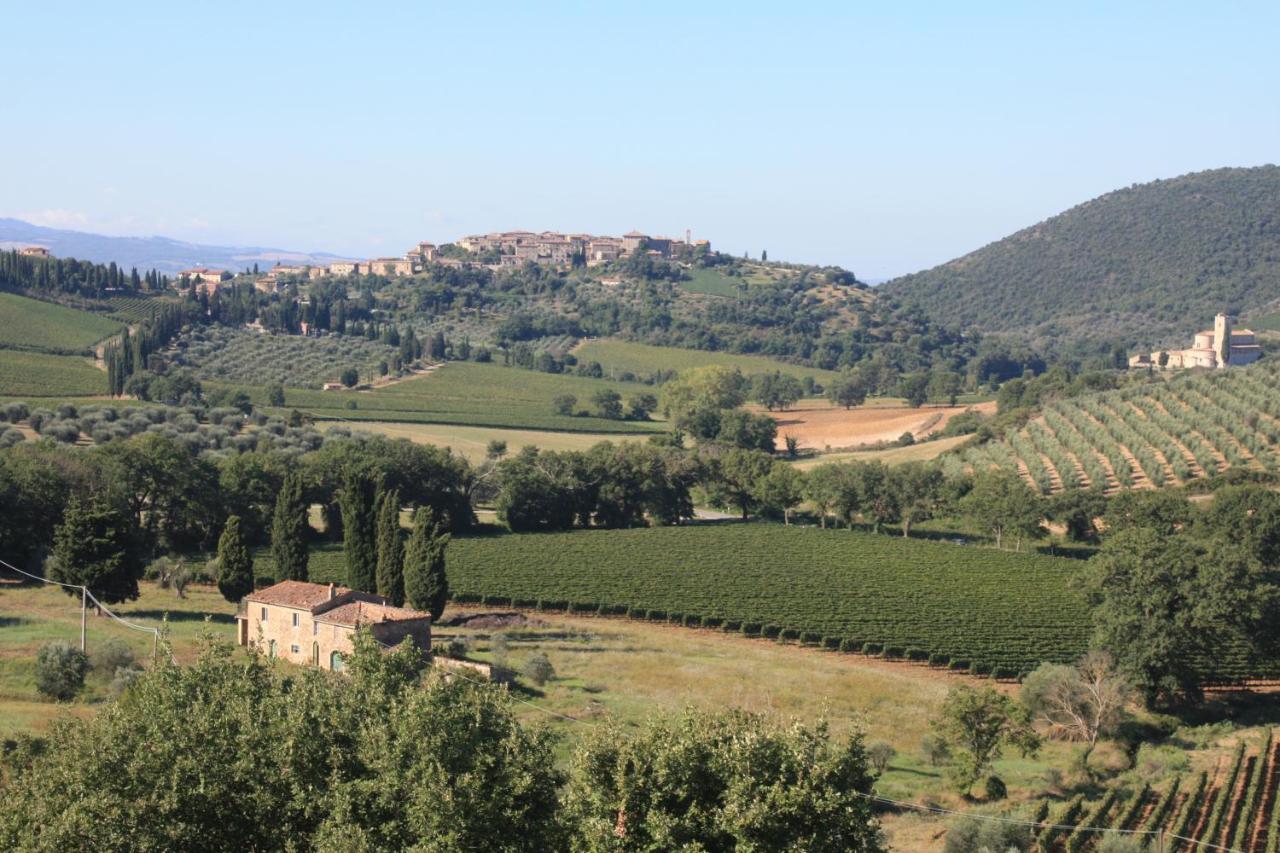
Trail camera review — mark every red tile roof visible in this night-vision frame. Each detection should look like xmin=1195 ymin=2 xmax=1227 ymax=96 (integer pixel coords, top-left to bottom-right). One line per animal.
xmin=317 ymin=600 xmax=430 ymax=627
xmin=246 ymin=580 xmax=349 ymax=610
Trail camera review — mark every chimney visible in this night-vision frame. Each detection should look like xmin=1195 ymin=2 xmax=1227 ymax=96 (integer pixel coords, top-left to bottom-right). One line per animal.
xmin=328 ymin=583 xmax=336 ymax=600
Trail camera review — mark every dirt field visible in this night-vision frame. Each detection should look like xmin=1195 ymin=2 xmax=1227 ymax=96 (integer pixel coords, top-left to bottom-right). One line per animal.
xmin=764 ymin=400 xmax=995 ymax=452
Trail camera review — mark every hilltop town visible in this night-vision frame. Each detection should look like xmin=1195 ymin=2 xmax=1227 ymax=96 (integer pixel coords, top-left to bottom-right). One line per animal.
xmin=174 ymin=228 xmax=712 ymax=295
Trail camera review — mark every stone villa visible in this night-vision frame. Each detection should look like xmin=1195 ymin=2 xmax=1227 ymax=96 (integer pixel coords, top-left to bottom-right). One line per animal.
xmin=236 ymin=580 xmax=432 ymax=671
xmin=1130 ymin=313 xmax=1262 ymax=370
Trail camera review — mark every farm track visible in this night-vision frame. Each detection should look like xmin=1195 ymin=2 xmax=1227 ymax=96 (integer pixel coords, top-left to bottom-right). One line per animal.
xmin=1123 ymin=400 xmax=1206 ymax=480
xmin=1250 ymin=735 xmax=1280 ymax=850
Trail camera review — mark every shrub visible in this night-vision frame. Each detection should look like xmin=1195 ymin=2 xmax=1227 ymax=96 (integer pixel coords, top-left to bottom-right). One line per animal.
xmin=626 ymin=606 xmax=644 ymax=619
xmin=921 ymin=733 xmax=950 ymax=766
xmin=109 ymin=666 xmax=143 ymax=697
xmin=92 ymin=638 xmax=136 ymax=675
xmin=721 ymin=619 xmax=741 ymax=631
xmin=522 ymin=653 xmax=554 ymax=686
xmin=883 ymin=646 xmax=905 ymax=659
xmin=683 ymin=614 xmax=701 ymax=627
xmin=839 ymin=638 xmax=862 ymax=653
xmin=35 ymin=643 xmax=89 ymax=701
xmin=799 ymin=631 xmax=822 ymax=645
xmin=779 ymin=628 xmax=800 ymax=642
xmin=948 ymin=659 xmax=971 ymax=671
xmin=445 ymin=638 xmax=471 ymax=660
xmin=702 ymin=616 xmax=723 ymax=629
xmin=667 ymin=611 xmax=684 ymax=624
xmin=867 ymin=741 xmax=896 ymax=774
xmin=822 ymin=636 xmax=842 ymax=650
xmin=969 ymin=661 xmax=992 ymax=676
xmin=741 ymin=622 xmax=762 ymax=636
xmin=761 ymin=624 xmax=781 ymax=639
xmin=984 ymin=775 xmax=1007 ymax=801
xmin=646 ymin=609 xmax=666 ymax=621
xmin=861 ymin=642 xmax=883 ymax=655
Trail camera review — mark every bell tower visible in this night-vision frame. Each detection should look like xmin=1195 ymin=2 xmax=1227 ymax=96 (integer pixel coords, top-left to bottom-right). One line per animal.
xmin=1214 ymin=313 xmax=1233 ymax=368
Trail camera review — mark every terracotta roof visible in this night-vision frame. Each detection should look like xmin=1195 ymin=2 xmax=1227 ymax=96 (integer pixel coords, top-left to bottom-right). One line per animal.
xmin=317 ymin=600 xmax=430 ymax=627
xmin=247 ymin=580 xmax=349 ymax=610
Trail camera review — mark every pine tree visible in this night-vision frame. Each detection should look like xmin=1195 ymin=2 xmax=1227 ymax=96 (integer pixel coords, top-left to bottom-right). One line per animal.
xmin=340 ymin=471 xmax=377 ymax=592
xmin=404 ymin=507 xmax=450 ymax=620
xmin=270 ymin=473 xmax=309 ymax=582
xmin=216 ymin=515 xmax=254 ymax=603
xmin=49 ymin=495 xmax=143 ymax=605
xmin=375 ymin=487 xmax=405 ymax=605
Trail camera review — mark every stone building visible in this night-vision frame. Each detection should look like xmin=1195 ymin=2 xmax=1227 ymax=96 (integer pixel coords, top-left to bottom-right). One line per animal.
xmin=1130 ymin=313 xmax=1262 ymax=370
xmin=235 ymin=580 xmax=432 ymax=671
xmin=18 ymin=246 xmax=50 ymax=258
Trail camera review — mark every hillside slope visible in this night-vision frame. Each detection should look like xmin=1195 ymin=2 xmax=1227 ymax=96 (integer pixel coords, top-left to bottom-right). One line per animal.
xmin=881 ymin=166 xmax=1280 ymax=350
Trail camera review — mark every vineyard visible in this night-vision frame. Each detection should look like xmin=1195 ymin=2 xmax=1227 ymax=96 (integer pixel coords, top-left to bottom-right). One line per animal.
xmin=948 ymin=359 xmax=1280 ymax=494
xmin=0 ymin=350 xmax=105 ymax=397
xmin=572 ymin=339 xmax=841 ymax=385
xmin=1025 ymin=730 xmax=1279 ymax=852
xmin=0 ymin=292 xmax=121 ymax=353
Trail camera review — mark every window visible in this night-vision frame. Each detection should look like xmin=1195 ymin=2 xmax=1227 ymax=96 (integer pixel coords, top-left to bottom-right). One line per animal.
xmin=330 ymin=651 xmax=345 ymax=673
xmin=292 ymin=613 xmax=299 ymax=628
xmin=261 ymin=607 xmax=268 ymax=621
xmin=290 ymin=644 xmax=300 ymax=654
xmin=312 ymin=621 xmax=318 ymax=636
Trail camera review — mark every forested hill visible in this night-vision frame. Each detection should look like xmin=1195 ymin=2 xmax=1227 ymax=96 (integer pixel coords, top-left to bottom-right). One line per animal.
xmin=880 ymin=166 xmax=1280 ymax=353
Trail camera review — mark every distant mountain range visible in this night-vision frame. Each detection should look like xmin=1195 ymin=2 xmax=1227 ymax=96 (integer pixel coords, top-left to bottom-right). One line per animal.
xmin=0 ymin=218 xmax=348 ymax=276
xmin=880 ymin=165 xmax=1280 ymax=351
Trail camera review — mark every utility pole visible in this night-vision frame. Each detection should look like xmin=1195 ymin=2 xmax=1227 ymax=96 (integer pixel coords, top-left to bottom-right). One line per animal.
xmin=1155 ymin=828 xmax=1165 ymax=853
xmin=80 ymin=586 xmax=87 ymax=652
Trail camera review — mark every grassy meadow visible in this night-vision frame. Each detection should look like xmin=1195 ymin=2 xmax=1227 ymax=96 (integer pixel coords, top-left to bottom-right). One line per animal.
xmin=236 ymin=361 xmax=669 ymax=433
xmin=334 ymin=421 xmax=653 ymax=462
xmin=573 ymin=339 xmax=841 ymax=384
xmin=0 ymin=293 xmax=122 ymax=352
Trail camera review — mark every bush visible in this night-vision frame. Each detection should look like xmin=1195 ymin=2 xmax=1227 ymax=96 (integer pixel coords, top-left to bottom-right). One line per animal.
xmin=741 ymin=622 xmax=762 ymax=636
xmin=721 ymin=619 xmax=740 ymax=631
xmin=445 ymin=638 xmax=471 ymax=660
xmin=943 ymin=815 xmax=1031 ymax=853
xmin=822 ymin=636 xmax=842 ymax=650
xmin=646 ymin=609 xmax=666 ymax=621
xmin=109 ymin=666 xmax=143 ymax=696
xmin=35 ymin=643 xmax=89 ymax=701
xmin=921 ymin=733 xmax=950 ymax=766
xmin=839 ymin=638 xmax=862 ymax=653
xmin=779 ymin=628 xmax=800 ymax=642
xmin=701 ymin=616 xmax=723 ymax=628
xmin=761 ymin=624 xmax=781 ymax=639
xmin=861 ymin=642 xmax=883 ymax=655
xmin=867 ymin=741 xmax=896 ymax=774
xmin=984 ymin=775 xmax=1007 ymax=801
xmin=522 ymin=653 xmax=554 ymax=686
xmin=92 ymin=639 xmax=136 ymax=675
xmin=883 ymin=645 xmax=905 ymax=659
xmin=682 ymin=614 xmax=701 ymax=627
xmin=799 ymin=631 xmax=822 ymax=645
xmin=906 ymin=648 xmax=929 ymax=661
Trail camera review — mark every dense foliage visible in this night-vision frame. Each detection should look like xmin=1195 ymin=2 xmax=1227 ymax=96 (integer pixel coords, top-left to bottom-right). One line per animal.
xmin=883 ymin=166 xmax=1280 ymax=353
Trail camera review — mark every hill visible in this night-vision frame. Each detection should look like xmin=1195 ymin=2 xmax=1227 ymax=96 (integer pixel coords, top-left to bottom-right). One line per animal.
xmin=0 ymin=292 xmax=121 ymax=353
xmin=881 ymin=166 xmax=1280 ymax=351
xmin=948 ymin=358 xmax=1280 ymax=494
xmin=0 ymin=217 xmax=346 ymax=275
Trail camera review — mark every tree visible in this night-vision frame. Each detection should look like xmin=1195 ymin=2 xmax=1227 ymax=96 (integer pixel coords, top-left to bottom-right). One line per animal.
xmin=960 ymin=469 xmax=1043 ymax=550
xmin=270 ymin=473 xmax=309 ymax=582
xmin=805 ymin=463 xmax=844 ymax=528
xmin=660 ymin=366 xmax=749 ymax=420
xmin=552 ymin=393 xmax=577 ymax=416
xmin=35 ymin=642 xmax=89 ymax=701
xmin=926 ymin=370 xmax=963 ymax=406
xmin=522 ymin=652 xmax=555 ymax=686
xmin=1048 ymin=488 xmax=1108 ymax=543
xmin=339 ymin=471 xmax=377 ymax=592
xmin=565 ymin=709 xmax=884 ymax=851
xmin=751 ymin=371 xmax=804 ymax=411
xmin=267 ymin=383 xmax=286 ymax=407
xmin=404 ymin=507 xmax=450 ymax=620
xmin=756 ymin=464 xmax=806 ymax=525
xmin=713 ymin=449 xmax=775 ymax=519
xmin=374 ymin=488 xmax=405 ymax=606
xmin=715 ymin=408 xmax=778 ymax=452
xmin=896 ymin=372 xmax=930 ymax=408
xmin=933 ymin=685 xmax=1039 ymax=797
xmin=48 ymin=495 xmax=144 ymax=606
xmin=1083 ymin=528 xmax=1247 ymax=705
xmin=216 ymin=515 xmax=254 ymax=603
xmin=1104 ymin=489 xmax=1194 ymax=536
xmin=339 ymin=366 xmax=359 ymax=388
xmin=1021 ymin=652 xmax=1132 ymax=776
xmin=826 ymin=370 xmax=868 ymax=409
xmin=591 ymin=389 xmax=624 ymax=420
xmin=890 ymin=462 xmax=945 ymax=537
xmin=627 ymin=392 xmax=658 ymax=420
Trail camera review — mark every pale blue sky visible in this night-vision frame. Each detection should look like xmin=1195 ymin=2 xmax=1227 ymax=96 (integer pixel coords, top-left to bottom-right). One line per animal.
xmin=4 ymin=1 xmax=1277 ymax=278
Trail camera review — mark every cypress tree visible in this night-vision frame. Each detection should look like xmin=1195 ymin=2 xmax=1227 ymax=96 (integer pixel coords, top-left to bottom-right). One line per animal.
xmin=339 ymin=471 xmax=377 ymax=592
xmin=216 ymin=515 xmax=254 ymax=603
xmin=270 ymin=473 xmax=309 ymax=582
xmin=49 ymin=495 xmax=143 ymax=605
xmin=404 ymin=507 xmax=450 ymax=620
xmin=374 ymin=487 xmax=405 ymax=606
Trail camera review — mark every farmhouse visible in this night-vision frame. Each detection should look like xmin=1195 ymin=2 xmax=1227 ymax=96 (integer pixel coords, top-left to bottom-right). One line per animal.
xmin=1130 ymin=313 xmax=1262 ymax=370
xmin=177 ymin=267 xmax=229 ymax=284
xmin=235 ymin=580 xmax=432 ymax=671
xmin=18 ymin=246 xmax=50 ymax=258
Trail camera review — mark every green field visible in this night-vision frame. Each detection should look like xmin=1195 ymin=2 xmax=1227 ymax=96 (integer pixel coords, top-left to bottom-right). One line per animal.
xmin=238 ymin=362 xmax=669 ymax=434
xmin=337 ymin=421 xmax=653 ymax=461
xmin=573 ymin=339 xmax=841 ymax=384
xmin=0 ymin=349 xmax=106 ymax=397
xmin=679 ymin=268 xmax=744 ymax=297
xmin=0 ymin=293 xmax=122 ymax=352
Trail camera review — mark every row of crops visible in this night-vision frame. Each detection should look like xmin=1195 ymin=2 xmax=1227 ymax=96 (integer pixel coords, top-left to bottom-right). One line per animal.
xmin=1028 ymin=731 xmax=1278 ymax=852
xmin=959 ymin=359 xmax=1280 ymax=494
xmin=170 ymin=326 xmax=399 ymax=389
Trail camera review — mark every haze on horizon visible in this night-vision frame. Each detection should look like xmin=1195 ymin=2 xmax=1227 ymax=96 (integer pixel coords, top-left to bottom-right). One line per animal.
xmin=4 ymin=1 xmax=1277 ymax=280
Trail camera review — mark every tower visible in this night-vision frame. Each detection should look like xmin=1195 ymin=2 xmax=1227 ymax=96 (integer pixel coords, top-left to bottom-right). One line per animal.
xmin=686 ymin=228 xmax=691 ymax=245
xmin=1214 ymin=313 xmax=1233 ymax=368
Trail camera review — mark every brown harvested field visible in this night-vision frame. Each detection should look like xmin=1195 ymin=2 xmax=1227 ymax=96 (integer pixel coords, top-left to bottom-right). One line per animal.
xmin=763 ymin=400 xmax=995 ymax=453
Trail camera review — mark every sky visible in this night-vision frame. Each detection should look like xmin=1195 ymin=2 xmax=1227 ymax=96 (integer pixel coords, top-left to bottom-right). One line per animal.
xmin=3 ymin=1 xmax=1278 ymax=279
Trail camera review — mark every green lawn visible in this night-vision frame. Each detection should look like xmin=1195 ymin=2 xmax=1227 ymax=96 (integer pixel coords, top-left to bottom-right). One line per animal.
xmin=0 ymin=293 xmax=122 ymax=352
xmin=679 ymin=268 xmax=744 ymax=297
xmin=0 ymin=349 xmax=106 ymax=397
xmin=236 ymin=362 xmax=669 ymax=434
xmin=573 ymin=339 xmax=841 ymax=384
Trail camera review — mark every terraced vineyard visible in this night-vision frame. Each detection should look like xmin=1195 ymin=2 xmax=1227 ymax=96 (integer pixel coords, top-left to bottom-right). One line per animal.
xmin=954 ymin=359 xmax=1280 ymax=494
xmin=1026 ymin=731 xmax=1279 ymax=852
